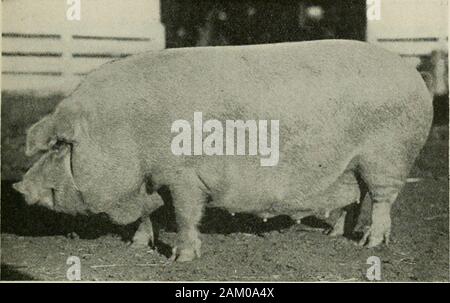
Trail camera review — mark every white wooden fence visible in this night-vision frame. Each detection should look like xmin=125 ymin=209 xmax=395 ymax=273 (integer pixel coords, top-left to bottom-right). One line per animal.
xmin=2 ymin=0 xmax=165 ymax=95
xmin=367 ymin=0 xmax=448 ymax=68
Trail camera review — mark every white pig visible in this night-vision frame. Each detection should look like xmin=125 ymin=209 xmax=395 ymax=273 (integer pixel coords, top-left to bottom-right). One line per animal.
xmin=25 ymin=40 xmax=433 ymax=261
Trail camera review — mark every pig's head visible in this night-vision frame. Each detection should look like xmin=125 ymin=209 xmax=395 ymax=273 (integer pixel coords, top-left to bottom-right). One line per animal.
xmin=13 ymin=144 xmax=88 ymax=215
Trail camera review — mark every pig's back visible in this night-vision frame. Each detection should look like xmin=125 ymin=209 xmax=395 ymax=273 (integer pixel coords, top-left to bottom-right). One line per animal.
xmin=115 ymin=40 xmax=429 ymax=152
xmin=76 ymin=39 xmax=430 ymax=135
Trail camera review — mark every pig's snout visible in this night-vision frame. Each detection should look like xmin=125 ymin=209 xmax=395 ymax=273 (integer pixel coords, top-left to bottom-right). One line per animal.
xmin=13 ymin=181 xmax=54 ymax=208
xmin=13 ymin=182 xmax=26 ymax=194
xmin=13 ymin=181 xmax=39 ymax=204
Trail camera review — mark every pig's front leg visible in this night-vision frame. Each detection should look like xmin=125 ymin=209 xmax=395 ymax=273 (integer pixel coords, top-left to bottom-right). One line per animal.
xmin=130 ymin=216 xmax=155 ymax=248
xmin=129 ymin=186 xmax=164 ymax=249
xmin=170 ymin=171 xmax=205 ymax=262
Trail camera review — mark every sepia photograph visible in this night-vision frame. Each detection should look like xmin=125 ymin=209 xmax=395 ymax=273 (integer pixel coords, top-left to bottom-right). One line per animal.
xmin=0 ymin=0 xmax=449 ymax=284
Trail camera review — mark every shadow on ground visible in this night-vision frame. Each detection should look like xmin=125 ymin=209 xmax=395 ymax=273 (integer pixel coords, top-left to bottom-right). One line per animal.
xmin=1 ymin=263 xmax=36 ymax=281
xmin=1 ymin=180 xmax=340 ymax=245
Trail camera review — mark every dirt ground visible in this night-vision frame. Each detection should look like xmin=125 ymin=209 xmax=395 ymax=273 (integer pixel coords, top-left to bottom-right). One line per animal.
xmin=1 ymin=126 xmax=448 ymax=282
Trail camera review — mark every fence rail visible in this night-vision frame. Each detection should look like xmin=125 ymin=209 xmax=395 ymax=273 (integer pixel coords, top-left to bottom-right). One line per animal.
xmin=367 ymin=0 xmax=448 ymax=63
xmin=2 ymin=0 xmax=165 ymax=95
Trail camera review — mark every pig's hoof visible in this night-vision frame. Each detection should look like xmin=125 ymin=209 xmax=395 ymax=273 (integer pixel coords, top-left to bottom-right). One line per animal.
xmin=324 ymin=227 xmax=344 ymax=237
xmin=127 ymin=240 xmax=150 ymax=250
xmin=170 ymin=239 xmax=201 ymax=262
xmin=358 ymin=226 xmax=390 ymax=248
xmin=325 ymin=213 xmax=346 ymax=237
xmin=170 ymin=247 xmax=200 ymax=262
xmin=130 ymin=233 xmax=154 ymax=249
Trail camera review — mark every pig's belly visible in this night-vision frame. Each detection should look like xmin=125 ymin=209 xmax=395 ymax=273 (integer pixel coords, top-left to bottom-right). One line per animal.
xmin=201 ymin=158 xmax=360 ymax=218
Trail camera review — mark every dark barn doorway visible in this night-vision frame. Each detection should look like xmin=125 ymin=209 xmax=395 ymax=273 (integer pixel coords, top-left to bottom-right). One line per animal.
xmin=161 ymin=0 xmax=366 ymax=48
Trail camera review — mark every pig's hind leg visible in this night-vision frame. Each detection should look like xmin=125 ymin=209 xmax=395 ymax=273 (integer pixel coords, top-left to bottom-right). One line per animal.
xmin=321 ymin=171 xmax=362 ymax=237
xmin=357 ymin=140 xmax=411 ymax=248
xmin=324 ymin=199 xmax=369 ymax=237
xmin=324 ymin=208 xmax=347 ymax=237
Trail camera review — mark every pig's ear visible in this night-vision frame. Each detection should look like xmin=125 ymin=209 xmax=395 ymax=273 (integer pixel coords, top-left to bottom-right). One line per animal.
xmin=26 ymin=115 xmax=57 ymax=156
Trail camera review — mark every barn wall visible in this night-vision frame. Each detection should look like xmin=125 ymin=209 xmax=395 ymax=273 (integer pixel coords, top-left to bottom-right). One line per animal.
xmin=160 ymin=0 xmax=366 ymax=48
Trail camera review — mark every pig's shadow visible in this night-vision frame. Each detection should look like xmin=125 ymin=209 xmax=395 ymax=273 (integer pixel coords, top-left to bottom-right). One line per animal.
xmin=2 ymin=181 xmax=300 ymax=241
xmin=153 ymin=186 xmax=353 ymax=245
xmin=155 ymin=186 xmax=322 ymax=235
xmin=1 ymin=181 xmax=128 ymax=239
xmin=1 ymin=263 xmax=36 ymax=281
xmin=155 ymin=185 xmax=369 ymax=237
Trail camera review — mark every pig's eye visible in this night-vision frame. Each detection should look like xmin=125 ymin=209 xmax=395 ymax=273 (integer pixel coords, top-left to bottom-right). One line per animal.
xmin=52 ymin=140 xmax=66 ymax=151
